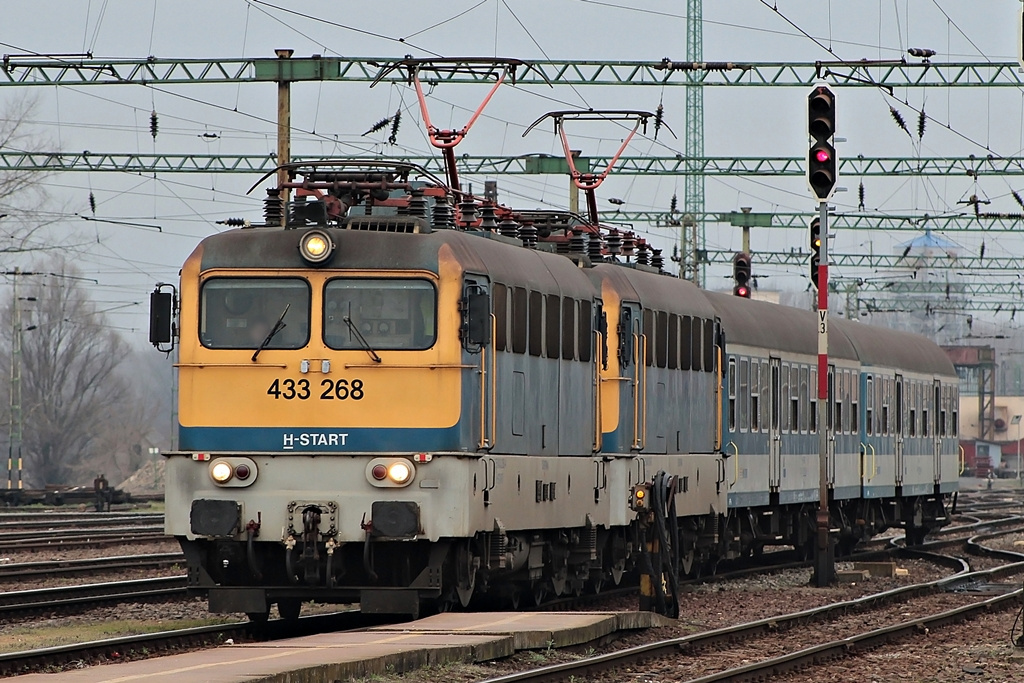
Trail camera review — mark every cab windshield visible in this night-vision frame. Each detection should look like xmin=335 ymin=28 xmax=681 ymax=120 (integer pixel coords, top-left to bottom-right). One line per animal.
xmin=324 ymin=279 xmax=436 ymax=350
xmin=200 ymin=278 xmax=311 ymax=349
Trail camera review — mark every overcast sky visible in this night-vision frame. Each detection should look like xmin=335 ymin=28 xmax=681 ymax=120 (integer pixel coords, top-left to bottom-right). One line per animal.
xmin=2 ymin=1 xmax=1023 ymax=340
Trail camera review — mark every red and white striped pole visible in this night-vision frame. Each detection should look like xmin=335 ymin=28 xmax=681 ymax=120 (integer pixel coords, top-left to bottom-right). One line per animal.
xmin=814 ymin=200 xmax=835 ymax=586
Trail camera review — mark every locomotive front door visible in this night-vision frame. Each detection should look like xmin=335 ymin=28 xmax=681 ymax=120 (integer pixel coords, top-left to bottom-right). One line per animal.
xmin=769 ymin=357 xmax=782 ymax=491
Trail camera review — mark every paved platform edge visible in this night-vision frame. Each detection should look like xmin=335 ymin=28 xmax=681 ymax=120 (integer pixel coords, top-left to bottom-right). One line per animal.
xmin=246 ymin=636 xmax=516 ymax=683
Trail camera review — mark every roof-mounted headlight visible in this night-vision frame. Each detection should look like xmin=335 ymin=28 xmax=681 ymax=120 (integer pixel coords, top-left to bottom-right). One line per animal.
xmin=299 ymin=229 xmax=334 ymax=265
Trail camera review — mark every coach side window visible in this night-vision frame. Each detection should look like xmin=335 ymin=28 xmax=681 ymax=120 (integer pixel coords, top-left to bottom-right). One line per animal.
xmin=680 ymin=316 xmax=692 ymax=371
xmin=703 ymin=319 xmax=715 ymax=373
xmin=781 ymin=364 xmax=791 ymax=434
xmin=493 ymin=284 xmax=508 ymax=352
xmin=809 ymin=367 xmax=817 ymax=433
xmin=511 ymin=287 xmax=527 ymax=354
xmin=850 ymin=374 xmax=859 ymax=433
xmin=561 ymin=298 xmax=576 ymax=361
xmin=545 ymin=294 xmax=560 ymax=359
xmin=579 ymin=300 xmax=593 ymax=362
xmin=940 ymin=385 xmax=948 ymax=437
xmin=728 ymin=357 xmax=737 ymax=431
xmin=655 ymin=311 xmax=668 ymax=369
xmin=866 ymin=376 xmax=874 ymax=436
xmin=691 ymin=318 xmax=703 ymax=372
xmin=946 ymin=387 xmax=954 ymax=436
xmin=529 ymin=290 xmax=543 ymax=357
xmin=750 ymin=360 xmax=760 ymax=432
xmin=739 ymin=358 xmax=749 ymax=431
xmin=668 ymin=314 xmax=679 ymax=369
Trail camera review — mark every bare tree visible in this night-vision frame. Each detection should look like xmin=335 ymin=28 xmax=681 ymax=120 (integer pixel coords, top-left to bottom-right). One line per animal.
xmin=1 ymin=258 xmax=132 ymax=486
xmin=0 ymin=93 xmax=61 ymax=256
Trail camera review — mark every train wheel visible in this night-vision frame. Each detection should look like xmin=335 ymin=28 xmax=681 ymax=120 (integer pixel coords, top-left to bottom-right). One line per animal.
xmin=530 ymin=580 xmax=548 ymax=606
xmin=589 ymin=571 xmax=605 ymax=595
xmin=435 ymin=593 xmax=458 ymax=613
xmin=246 ymin=610 xmax=269 ymax=624
xmin=680 ymin=548 xmax=695 ymax=576
xmin=277 ymin=598 xmax=301 ymax=621
xmin=610 ymin=558 xmax=626 ymax=586
xmin=454 ymin=542 xmax=477 ymax=607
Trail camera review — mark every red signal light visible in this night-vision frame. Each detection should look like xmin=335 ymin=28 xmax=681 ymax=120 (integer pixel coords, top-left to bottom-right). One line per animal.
xmin=815 ymin=149 xmax=831 ymax=163
xmin=737 ymin=286 xmax=749 ymax=297
xmin=371 ymin=464 xmax=387 ymax=480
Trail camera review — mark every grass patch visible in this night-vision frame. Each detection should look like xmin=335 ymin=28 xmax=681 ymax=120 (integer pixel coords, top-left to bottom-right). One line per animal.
xmin=0 ymin=617 xmax=238 ymax=654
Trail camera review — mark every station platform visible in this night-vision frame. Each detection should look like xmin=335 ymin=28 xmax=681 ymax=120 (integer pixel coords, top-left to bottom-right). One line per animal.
xmin=10 ymin=611 xmax=670 ymax=682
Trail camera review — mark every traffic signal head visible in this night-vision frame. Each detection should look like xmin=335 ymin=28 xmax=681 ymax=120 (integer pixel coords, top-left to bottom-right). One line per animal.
xmin=807 ymin=86 xmax=837 ymax=201
xmin=629 ymin=483 xmax=650 ymax=511
xmin=732 ymin=251 xmax=752 ymax=298
xmin=809 ymin=217 xmax=821 ymax=288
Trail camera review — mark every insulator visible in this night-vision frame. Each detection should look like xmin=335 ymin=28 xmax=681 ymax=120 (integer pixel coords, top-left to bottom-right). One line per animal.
xmin=519 ymin=223 xmax=538 ymax=249
xmin=396 ymin=196 xmax=410 ymax=215
xmin=432 ymin=200 xmax=455 ymax=229
xmin=636 ymin=240 xmax=650 ymax=266
xmin=263 ymin=188 xmax=283 ymax=226
xmin=588 ymin=231 xmax=604 ymax=261
xmin=408 ymin=188 xmax=429 ymax=219
xmin=217 ymin=217 xmax=250 ymax=227
xmin=150 ymin=110 xmax=158 ymax=140
xmin=654 ymin=103 xmax=664 ymax=140
xmin=569 ymin=228 xmax=587 ymax=255
xmin=605 ymin=229 xmax=622 ymax=257
xmin=362 ymin=117 xmax=390 ymax=136
xmin=651 ymin=248 xmax=664 ymax=271
xmin=555 ymin=240 xmax=570 ymax=254
xmin=621 ymin=233 xmax=636 ymax=261
xmin=88 ymin=191 xmax=96 ymax=214
xmin=458 ymin=200 xmax=478 ymax=228
xmin=480 ymin=206 xmax=501 ymax=232
xmin=1014 ymin=191 xmax=1024 ymax=209
xmin=388 ymin=109 xmax=402 ymax=145
xmin=669 ymin=194 xmax=678 ymax=214
xmin=917 ymin=109 xmax=926 ymax=140
xmin=858 ymin=182 xmax=865 ymax=211
xmin=499 ymin=217 xmax=520 ymax=238
xmin=889 ymin=107 xmax=910 ymax=137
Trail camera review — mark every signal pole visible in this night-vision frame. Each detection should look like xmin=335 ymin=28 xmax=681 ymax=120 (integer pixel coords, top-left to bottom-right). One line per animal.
xmin=807 ymin=84 xmax=837 ymax=586
xmin=814 ymin=201 xmax=834 ymax=586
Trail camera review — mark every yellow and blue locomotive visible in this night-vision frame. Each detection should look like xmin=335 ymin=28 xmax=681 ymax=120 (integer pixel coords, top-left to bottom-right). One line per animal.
xmin=152 ymin=158 xmax=958 ymax=620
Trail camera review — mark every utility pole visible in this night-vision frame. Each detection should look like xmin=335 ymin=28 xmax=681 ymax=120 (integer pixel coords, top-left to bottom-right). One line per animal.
xmin=5 ymin=269 xmax=38 ymax=490
xmin=275 ymin=48 xmax=293 ymax=225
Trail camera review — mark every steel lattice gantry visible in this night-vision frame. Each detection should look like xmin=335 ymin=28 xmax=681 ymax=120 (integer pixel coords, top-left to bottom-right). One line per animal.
xmin=3 ymin=56 xmax=1024 ymax=88
xmin=4 ymin=153 xmax=1023 ymax=177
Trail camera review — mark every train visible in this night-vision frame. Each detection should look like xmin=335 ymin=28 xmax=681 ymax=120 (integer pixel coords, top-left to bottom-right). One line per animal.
xmin=151 ymin=107 xmax=959 ymax=622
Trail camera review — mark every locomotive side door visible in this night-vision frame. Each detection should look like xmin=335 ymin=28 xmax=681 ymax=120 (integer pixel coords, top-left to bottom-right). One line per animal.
xmin=617 ymin=302 xmax=645 ymax=452
xmin=769 ymin=356 xmax=782 ymax=491
xmin=461 ymin=275 xmax=493 ymax=451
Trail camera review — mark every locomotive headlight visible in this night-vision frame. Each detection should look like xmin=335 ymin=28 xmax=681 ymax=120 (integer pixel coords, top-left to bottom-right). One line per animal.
xmin=206 ymin=457 xmax=258 ymax=488
xmin=387 ymin=462 xmax=412 ymax=484
xmin=366 ymin=458 xmax=416 ymax=488
xmin=299 ymin=229 xmax=334 ymax=264
xmin=210 ymin=461 xmax=234 ymax=483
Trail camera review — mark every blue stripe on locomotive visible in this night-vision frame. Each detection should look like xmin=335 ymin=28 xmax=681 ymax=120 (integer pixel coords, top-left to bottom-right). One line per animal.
xmin=179 ymin=424 xmax=464 ymax=453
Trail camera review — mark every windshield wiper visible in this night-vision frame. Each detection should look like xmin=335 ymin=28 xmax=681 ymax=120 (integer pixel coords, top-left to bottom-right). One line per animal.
xmin=251 ymin=304 xmax=290 ymax=362
xmin=343 ymin=315 xmax=382 ymax=363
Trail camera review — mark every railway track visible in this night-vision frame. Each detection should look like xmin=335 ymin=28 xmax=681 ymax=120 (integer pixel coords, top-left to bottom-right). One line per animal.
xmin=0 ymin=552 xmax=184 ymax=580
xmin=0 ymin=576 xmax=187 ymax=619
xmin=476 ymin=530 xmax=1024 ymax=683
